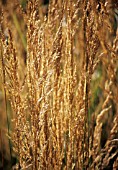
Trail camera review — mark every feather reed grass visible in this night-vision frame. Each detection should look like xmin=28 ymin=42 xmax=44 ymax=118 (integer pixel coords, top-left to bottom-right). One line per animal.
xmin=0 ymin=0 xmax=118 ymax=169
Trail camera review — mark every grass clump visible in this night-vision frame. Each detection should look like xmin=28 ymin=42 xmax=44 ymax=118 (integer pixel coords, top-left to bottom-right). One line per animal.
xmin=0 ymin=0 xmax=118 ymax=169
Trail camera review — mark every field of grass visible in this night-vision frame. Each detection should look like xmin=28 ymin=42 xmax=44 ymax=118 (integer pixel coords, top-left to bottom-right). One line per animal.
xmin=0 ymin=0 xmax=118 ymax=169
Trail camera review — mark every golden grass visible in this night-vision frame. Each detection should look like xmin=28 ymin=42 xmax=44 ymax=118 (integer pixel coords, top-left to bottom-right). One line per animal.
xmin=0 ymin=0 xmax=118 ymax=169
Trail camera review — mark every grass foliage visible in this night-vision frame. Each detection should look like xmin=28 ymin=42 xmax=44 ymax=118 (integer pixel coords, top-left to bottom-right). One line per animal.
xmin=0 ymin=0 xmax=118 ymax=169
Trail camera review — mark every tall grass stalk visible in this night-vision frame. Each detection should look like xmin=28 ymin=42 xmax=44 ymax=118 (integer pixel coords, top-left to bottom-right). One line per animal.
xmin=0 ymin=36 xmax=12 ymax=167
